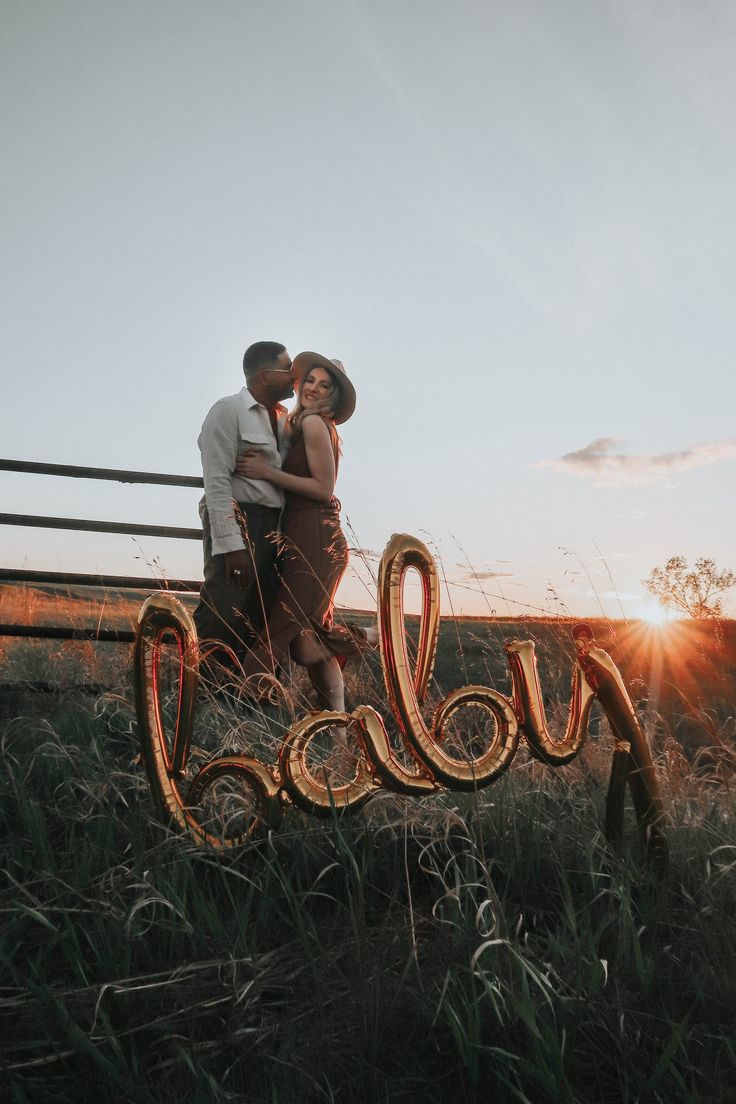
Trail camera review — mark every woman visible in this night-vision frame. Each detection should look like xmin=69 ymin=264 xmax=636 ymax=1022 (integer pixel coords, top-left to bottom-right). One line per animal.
xmin=234 ymin=352 xmax=370 ymax=714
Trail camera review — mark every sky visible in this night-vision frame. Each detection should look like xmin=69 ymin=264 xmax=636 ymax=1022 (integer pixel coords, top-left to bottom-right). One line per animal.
xmin=2 ymin=0 xmax=735 ymax=619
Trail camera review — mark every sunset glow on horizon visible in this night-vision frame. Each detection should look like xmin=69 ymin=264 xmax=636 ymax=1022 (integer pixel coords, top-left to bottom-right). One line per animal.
xmin=632 ymin=601 xmax=687 ymax=628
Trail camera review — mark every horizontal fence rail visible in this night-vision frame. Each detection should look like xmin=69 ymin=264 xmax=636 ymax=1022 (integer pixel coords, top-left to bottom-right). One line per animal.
xmin=0 ymin=625 xmax=136 ymax=642
xmin=1 ymin=458 xmax=205 ymax=661
xmin=0 ymin=513 xmax=202 ymax=540
xmin=0 ymin=569 xmax=200 ymax=591
xmin=0 ymin=458 xmax=204 ymax=488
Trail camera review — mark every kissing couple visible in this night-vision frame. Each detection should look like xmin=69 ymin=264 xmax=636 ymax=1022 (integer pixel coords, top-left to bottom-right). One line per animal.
xmin=194 ymin=341 xmax=374 ymax=717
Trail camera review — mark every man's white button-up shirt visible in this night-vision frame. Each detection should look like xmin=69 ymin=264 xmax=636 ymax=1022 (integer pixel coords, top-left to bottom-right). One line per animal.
xmin=198 ymin=387 xmax=289 ymax=555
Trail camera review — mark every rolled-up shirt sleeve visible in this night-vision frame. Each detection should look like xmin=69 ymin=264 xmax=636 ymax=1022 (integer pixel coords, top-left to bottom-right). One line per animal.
xmin=199 ymin=401 xmax=245 ymax=555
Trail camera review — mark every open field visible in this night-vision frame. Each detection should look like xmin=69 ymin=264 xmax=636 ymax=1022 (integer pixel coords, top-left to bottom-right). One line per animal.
xmin=1 ymin=586 xmax=735 ymax=1101
xmin=2 ymin=583 xmax=735 ymax=764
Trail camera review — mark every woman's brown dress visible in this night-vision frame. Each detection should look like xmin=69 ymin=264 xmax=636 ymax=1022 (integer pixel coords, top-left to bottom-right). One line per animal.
xmin=241 ymin=421 xmax=366 ymax=684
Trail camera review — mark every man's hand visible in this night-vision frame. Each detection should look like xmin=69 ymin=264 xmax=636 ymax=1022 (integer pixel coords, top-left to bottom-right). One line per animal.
xmin=235 ymin=450 xmax=275 ymax=482
xmin=224 ymin=549 xmax=250 ymax=589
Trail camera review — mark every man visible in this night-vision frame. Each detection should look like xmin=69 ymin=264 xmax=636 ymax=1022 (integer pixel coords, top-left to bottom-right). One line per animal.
xmin=194 ymin=341 xmax=297 ymax=669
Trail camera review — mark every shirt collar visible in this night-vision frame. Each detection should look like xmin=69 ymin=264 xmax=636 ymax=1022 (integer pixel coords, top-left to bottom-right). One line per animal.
xmin=239 ymin=386 xmax=263 ymax=411
xmin=239 ymin=387 xmax=288 ymax=419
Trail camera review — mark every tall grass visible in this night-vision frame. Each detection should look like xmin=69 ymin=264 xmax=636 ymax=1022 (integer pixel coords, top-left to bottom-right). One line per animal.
xmin=1 ymin=621 xmax=735 ymax=1102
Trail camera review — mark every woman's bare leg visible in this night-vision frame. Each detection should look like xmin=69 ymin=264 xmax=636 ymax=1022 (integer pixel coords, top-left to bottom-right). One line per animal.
xmin=306 ymin=656 xmax=345 ymax=712
xmin=290 ymin=633 xmax=351 ymax=781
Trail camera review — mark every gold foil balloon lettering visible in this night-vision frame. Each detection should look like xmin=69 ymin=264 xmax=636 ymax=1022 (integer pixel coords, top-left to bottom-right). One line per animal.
xmin=134 ymin=534 xmax=667 ymax=864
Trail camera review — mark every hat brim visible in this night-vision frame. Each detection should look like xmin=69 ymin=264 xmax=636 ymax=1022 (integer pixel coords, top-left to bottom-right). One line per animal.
xmin=291 ymin=351 xmax=356 ymax=425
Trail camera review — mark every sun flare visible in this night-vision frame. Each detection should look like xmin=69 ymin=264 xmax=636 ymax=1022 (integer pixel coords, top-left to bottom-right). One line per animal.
xmin=633 ymin=600 xmax=685 ymax=627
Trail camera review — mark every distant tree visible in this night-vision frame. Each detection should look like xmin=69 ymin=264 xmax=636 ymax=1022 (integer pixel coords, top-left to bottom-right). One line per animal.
xmin=643 ymin=556 xmax=736 ymax=619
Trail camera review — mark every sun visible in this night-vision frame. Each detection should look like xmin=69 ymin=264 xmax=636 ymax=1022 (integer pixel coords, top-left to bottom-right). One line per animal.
xmin=633 ymin=600 xmax=684 ymax=627
xmin=639 ymin=602 xmax=670 ymax=626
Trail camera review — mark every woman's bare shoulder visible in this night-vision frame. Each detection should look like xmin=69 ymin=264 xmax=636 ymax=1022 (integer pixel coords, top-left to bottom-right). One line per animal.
xmin=301 ymin=413 xmax=332 ymax=440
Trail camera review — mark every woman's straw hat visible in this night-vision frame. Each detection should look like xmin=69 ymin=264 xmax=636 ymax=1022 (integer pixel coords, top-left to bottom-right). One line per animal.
xmin=291 ymin=351 xmax=356 ymax=424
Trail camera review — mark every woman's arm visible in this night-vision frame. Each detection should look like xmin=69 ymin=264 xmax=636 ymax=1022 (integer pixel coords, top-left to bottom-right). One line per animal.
xmin=235 ymin=416 xmax=336 ymax=503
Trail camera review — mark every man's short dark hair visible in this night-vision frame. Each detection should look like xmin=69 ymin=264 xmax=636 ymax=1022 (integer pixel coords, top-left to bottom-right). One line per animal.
xmin=243 ymin=341 xmax=286 ymax=382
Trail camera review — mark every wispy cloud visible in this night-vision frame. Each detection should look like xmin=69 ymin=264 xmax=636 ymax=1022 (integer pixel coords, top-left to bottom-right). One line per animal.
xmin=454 ymin=560 xmax=517 ymax=568
xmin=458 ymin=569 xmax=514 ymax=582
xmin=536 ymin=437 xmax=736 ymax=485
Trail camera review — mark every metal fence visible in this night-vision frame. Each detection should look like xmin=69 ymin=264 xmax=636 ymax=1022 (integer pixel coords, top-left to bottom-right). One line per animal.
xmin=0 ymin=458 xmax=203 ymax=644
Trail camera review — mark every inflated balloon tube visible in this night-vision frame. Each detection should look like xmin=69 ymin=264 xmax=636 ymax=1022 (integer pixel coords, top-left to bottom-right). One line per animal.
xmin=134 ymin=534 xmax=667 ymax=865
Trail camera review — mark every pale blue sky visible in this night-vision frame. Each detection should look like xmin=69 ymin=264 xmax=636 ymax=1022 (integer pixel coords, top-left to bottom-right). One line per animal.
xmin=2 ymin=0 xmax=735 ymax=616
